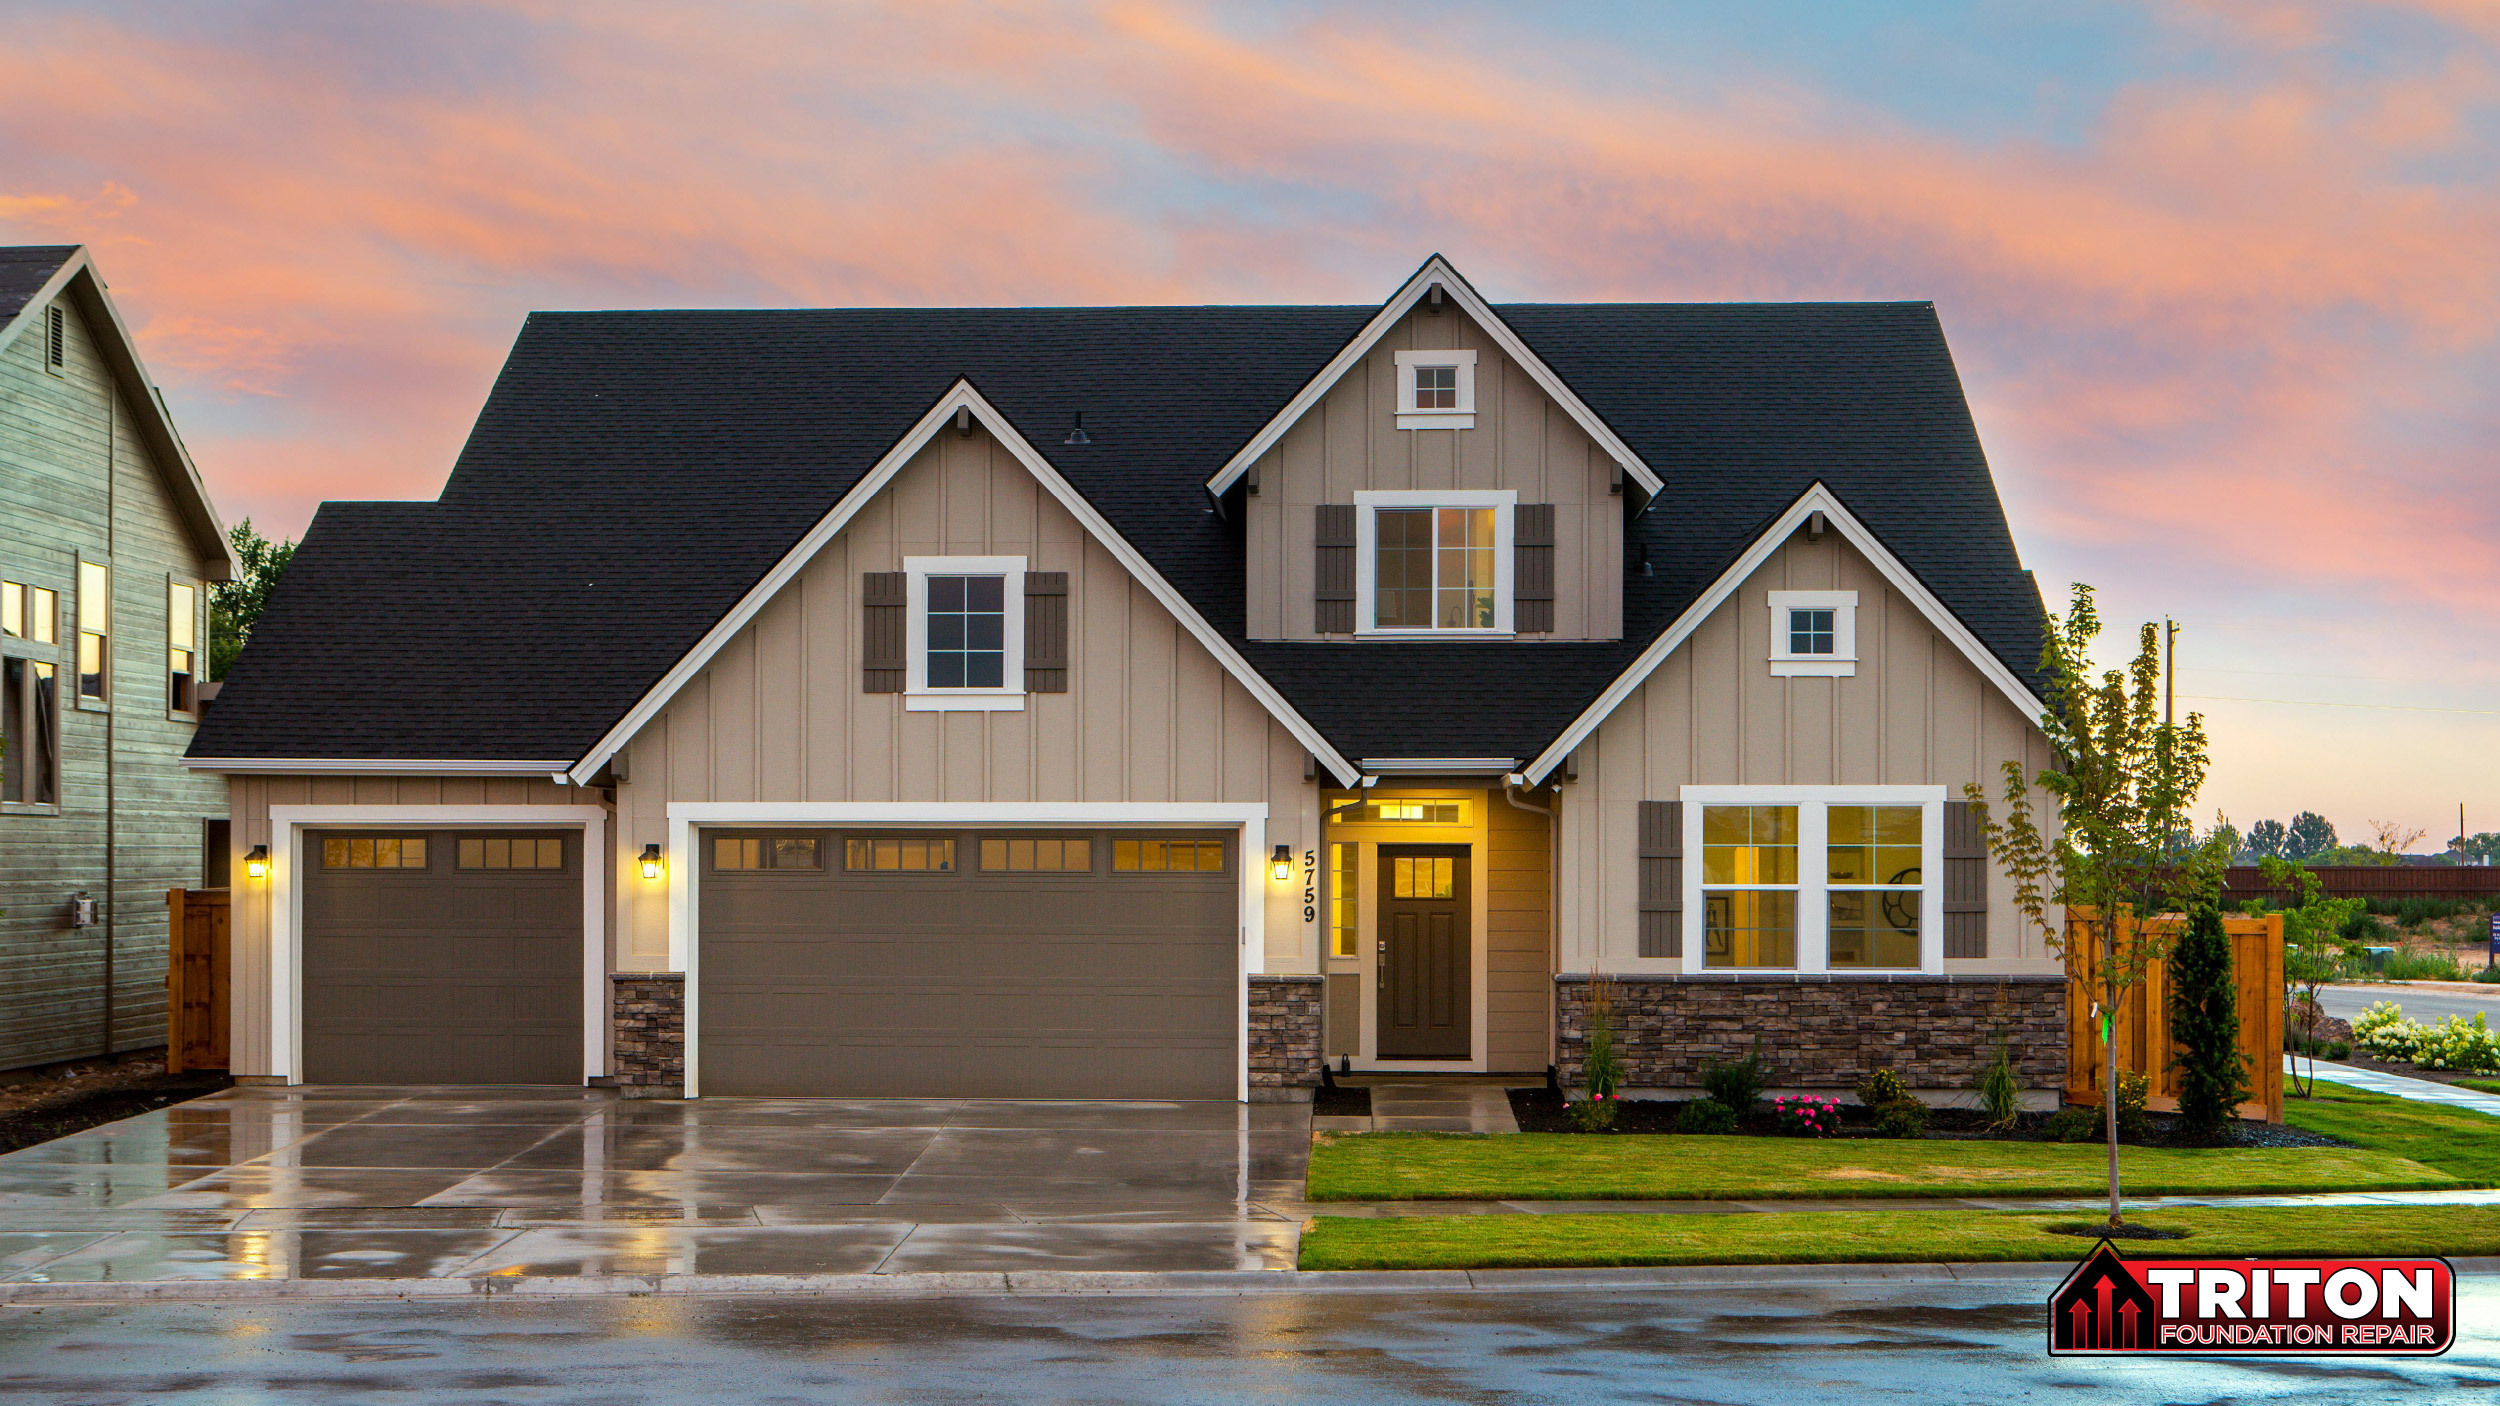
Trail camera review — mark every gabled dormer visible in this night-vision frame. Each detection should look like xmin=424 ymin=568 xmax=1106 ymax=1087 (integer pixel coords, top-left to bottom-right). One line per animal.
xmin=1212 ymin=257 xmax=1661 ymax=643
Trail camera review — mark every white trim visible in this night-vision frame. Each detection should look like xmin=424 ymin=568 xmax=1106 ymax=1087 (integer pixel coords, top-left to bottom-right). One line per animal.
xmin=189 ymin=757 xmax=577 ymax=774
xmin=1393 ymin=347 xmax=1477 ymax=429
xmin=565 ymin=381 xmax=1361 ymax=788
xmin=1332 ymin=798 xmax=1492 ymax=1073
xmin=261 ymin=804 xmax=609 ymax=1086
xmin=1676 ymin=786 xmax=1943 ymax=977
xmin=1522 ymin=484 xmax=2050 ymax=784
xmin=1205 ymin=256 xmax=1664 ymax=499
xmin=902 ymin=554 xmax=1025 ymax=710
xmin=1359 ymin=758 xmax=1519 ymax=775
xmin=664 ymin=801 xmax=1269 ymax=1101
xmin=1353 ymin=489 xmax=1515 ymax=636
xmin=1768 ymin=588 xmax=1858 ymax=677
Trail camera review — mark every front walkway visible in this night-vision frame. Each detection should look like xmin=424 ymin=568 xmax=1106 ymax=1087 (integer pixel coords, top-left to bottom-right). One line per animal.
xmin=2293 ymin=1056 xmax=2500 ymax=1117
xmin=0 ymin=1087 xmax=1308 ymax=1285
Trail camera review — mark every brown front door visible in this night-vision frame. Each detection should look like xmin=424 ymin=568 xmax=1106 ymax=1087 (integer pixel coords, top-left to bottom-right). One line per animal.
xmin=1378 ymin=845 xmax=1469 ymax=1059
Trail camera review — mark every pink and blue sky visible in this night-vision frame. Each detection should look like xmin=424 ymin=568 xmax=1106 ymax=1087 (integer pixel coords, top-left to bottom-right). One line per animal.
xmin=3 ymin=1 xmax=2493 ymax=847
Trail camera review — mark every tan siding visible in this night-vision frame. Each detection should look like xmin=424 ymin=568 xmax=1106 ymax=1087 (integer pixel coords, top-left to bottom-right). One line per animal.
xmin=1485 ymin=792 xmax=1553 ymax=1071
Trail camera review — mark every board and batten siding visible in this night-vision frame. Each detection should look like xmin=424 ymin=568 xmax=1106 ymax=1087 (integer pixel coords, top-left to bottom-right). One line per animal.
xmin=1556 ymin=527 xmax=2056 ymax=975
xmin=1241 ymin=303 xmax=1622 ymax=641
xmin=611 ymin=423 xmax=1322 ymax=972
xmin=1485 ymin=786 xmax=1554 ymax=1071
xmin=0 ymin=290 xmax=229 ymax=1070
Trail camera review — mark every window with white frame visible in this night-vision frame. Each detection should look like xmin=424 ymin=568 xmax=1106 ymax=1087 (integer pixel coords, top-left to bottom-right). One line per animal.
xmin=1393 ymin=349 xmax=1476 ymax=429
xmin=1681 ymin=787 xmax=1942 ymax=973
xmin=1354 ymin=490 xmax=1514 ymax=634
xmin=903 ymin=555 xmax=1024 ymax=711
xmin=1768 ymin=590 xmax=1857 ymax=676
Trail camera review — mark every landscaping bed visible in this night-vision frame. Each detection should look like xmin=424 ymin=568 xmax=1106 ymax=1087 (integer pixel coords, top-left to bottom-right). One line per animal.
xmin=0 ymin=1050 xmax=231 ymax=1156
xmin=1505 ymin=1086 xmax=2341 ymax=1148
xmin=1311 ymin=1081 xmax=1372 ymax=1118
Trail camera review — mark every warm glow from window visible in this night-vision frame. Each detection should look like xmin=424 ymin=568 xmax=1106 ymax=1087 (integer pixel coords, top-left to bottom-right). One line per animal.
xmin=1375 ymin=507 xmax=1495 ymax=630
xmin=1702 ymin=805 xmax=1798 ymax=968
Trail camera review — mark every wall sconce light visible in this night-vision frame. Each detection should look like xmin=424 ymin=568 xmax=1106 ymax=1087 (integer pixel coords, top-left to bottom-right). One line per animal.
xmin=639 ymin=843 xmax=666 ymax=881
xmin=244 ymin=845 xmax=271 ymax=880
xmin=1271 ymin=844 xmax=1292 ymax=882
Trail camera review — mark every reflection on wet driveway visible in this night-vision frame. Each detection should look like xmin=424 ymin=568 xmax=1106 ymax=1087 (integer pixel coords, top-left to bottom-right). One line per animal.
xmin=0 ymin=1087 xmax=1310 ymax=1283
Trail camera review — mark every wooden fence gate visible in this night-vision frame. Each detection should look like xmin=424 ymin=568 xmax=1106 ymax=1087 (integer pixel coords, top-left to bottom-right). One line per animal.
xmin=2065 ymin=909 xmax=2283 ymax=1123
xmin=167 ymin=887 xmax=229 ymax=1074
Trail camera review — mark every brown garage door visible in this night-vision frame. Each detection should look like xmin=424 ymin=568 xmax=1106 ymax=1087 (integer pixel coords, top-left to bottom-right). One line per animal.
xmin=301 ymin=830 xmax=582 ymax=1084
xmin=698 ymin=830 xmax=1237 ymax=1099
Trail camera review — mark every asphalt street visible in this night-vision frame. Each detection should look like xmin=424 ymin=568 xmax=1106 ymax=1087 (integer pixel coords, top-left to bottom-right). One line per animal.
xmin=2319 ymin=984 xmax=2500 ymax=1026
xmin=3 ymin=1276 xmax=2494 ymax=1404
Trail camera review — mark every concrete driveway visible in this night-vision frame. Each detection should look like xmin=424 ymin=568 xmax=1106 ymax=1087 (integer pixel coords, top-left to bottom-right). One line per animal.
xmin=0 ymin=1087 xmax=1309 ymax=1285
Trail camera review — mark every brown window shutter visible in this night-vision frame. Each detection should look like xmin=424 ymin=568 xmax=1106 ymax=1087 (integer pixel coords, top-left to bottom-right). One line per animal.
xmin=861 ymin=571 xmax=906 ymax=693
xmin=1023 ymin=571 xmax=1068 ymax=693
xmin=1515 ymin=503 xmax=1555 ymax=633
xmin=1943 ymin=800 xmax=1988 ymax=958
xmin=1638 ymin=799 xmax=1682 ymax=959
xmin=1314 ymin=504 xmax=1356 ymax=634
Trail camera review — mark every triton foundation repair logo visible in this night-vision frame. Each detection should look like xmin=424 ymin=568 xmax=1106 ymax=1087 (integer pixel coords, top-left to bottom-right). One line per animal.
xmin=2048 ymin=1241 xmax=2453 ymax=1356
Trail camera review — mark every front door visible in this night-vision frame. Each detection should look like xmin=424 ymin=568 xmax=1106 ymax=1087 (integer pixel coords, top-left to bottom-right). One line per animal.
xmin=1378 ymin=845 xmax=1470 ymax=1059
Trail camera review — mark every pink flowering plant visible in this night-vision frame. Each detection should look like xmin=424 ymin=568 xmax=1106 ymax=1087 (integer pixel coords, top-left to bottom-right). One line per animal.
xmin=1768 ymin=1094 xmax=1841 ymax=1137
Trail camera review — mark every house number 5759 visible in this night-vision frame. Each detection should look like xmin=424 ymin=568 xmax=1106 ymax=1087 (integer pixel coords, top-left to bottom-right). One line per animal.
xmin=1302 ymin=848 xmax=1318 ymax=924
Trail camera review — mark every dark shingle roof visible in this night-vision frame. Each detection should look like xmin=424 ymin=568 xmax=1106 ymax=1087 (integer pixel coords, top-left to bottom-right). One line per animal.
xmin=0 ymin=246 xmax=77 ymax=326
xmin=193 ymin=300 xmax=2043 ymax=767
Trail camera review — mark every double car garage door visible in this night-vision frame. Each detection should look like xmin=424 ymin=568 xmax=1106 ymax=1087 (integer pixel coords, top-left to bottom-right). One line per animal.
xmin=298 ymin=827 xmax=1238 ymax=1099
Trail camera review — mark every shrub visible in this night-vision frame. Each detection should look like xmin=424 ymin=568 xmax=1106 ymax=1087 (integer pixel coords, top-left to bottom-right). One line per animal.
xmin=2378 ymin=949 xmax=2467 ymax=982
xmin=1700 ymin=1043 xmax=1768 ymax=1115
xmin=2352 ymin=1001 xmax=2500 ymax=1070
xmin=1978 ymin=1035 xmax=2023 ymax=1129
xmin=2044 ymin=1107 xmax=2100 ymax=1143
xmin=1872 ymin=1100 xmax=1928 ymax=1139
xmin=2168 ymin=905 xmax=2250 ymax=1139
xmin=2476 ymin=965 xmax=2500 ymax=985
xmin=1674 ymin=1099 xmax=1738 ymax=1135
xmin=2116 ymin=1069 xmax=2151 ymax=1140
xmin=1767 ymin=1094 xmax=1841 ymax=1137
xmin=1855 ymin=1068 xmax=1910 ymax=1110
xmin=1574 ymin=975 xmax=1624 ymax=1131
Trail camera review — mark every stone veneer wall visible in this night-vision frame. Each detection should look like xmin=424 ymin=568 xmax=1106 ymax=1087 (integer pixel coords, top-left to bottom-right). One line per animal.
xmin=1555 ymin=974 xmax=2066 ymax=1095
xmin=610 ymin=973 xmax=685 ymax=1097
xmin=1248 ymin=974 xmax=1324 ymax=1102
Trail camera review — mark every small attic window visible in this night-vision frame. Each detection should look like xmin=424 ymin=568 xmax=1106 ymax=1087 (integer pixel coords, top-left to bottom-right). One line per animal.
xmin=44 ymin=305 xmax=66 ymax=374
xmin=1393 ymin=349 xmax=1476 ymax=429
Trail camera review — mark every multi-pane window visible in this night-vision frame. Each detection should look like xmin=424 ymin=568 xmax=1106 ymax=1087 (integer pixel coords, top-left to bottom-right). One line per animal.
xmin=980 ymin=837 xmax=1092 ymax=872
xmin=925 ymin=575 xmax=1006 ymax=689
xmin=1330 ymin=843 xmax=1358 ymax=957
xmin=1374 ymin=506 xmax=1496 ymax=630
xmin=168 ymin=581 xmax=198 ymax=713
xmin=0 ymin=658 xmax=59 ymax=805
xmin=322 ymin=836 xmax=428 ymax=869
xmin=845 ymin=836 xmax=955 ymax=872
xmin=716 ymin=835 xmax=826 ymax=871
xmin=459 ymin=836 xmax=565 ymax=870
xmin=1826 ymin=806 xmax=1922 ymax=969
xmin=1413 ymin=364 xmax=1458 ymax=410
xmin=1392 ymin=854 xmax=1455 ymax=899
xmin=1702 ymin=805 xmax=1799 ymax=969
xmin=76 ymin=561 xmax=107 ymax=701
xmin=1350 ymin=799 xmax=1467 ymax=825
xmin=3 ymin=582 xmax=57 ymax=645
xmin=1788 ymin=608 xmax=1835 ymax=656
xmin=1113 ymin=838 xmax=1224 ymax=872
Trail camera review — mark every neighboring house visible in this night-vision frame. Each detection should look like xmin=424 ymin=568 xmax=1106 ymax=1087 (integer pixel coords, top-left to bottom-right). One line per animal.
xmin=189 ymin=256 xmax=2065 ymax=1104
xmin=0 ymin=245 xmax=238 ymax=1071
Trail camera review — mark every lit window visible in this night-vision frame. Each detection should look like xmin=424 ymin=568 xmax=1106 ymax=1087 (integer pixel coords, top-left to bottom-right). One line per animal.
xmin=1330 ymin=843 xmax=1358 ymax=957
xmin=844 ymin=836 xmax=954 ymax=872
xmin=1354 ymin=800 xmax=1467 ymax=825
xmin=980 ymin=837 xmax=1092 ymax=872
xmin=1358 ymin=493 xmax=1512 ymax=633
xmin=76 ymin=561 xmax=107 ymax=702
xmin=1702 ymin=805 xmax=1798 ymax=969
xmin=715 ymin=835 xmax=826 ymax=871
xmin=1827 ymin=805 xmax=1922 ymax=969
xmin=1392 ymin=854 xmax=1455 ymax=899
xmin=1768 ymin=591 xmax=1857 ymax=676
xmin=168 ymin=581 xmax=198 ymax=713
xmin=1113 ymin=838 xmax=1225 ymax=872
xmin=1 ymin=659 xmax=59 ymax=805
xmin=322 ymin=836 xmax=429 ymax=869
xmin=458 ymin=836 xmax=565 ymax=870
xmin=1 ymin=582 xmax=17 ymax=638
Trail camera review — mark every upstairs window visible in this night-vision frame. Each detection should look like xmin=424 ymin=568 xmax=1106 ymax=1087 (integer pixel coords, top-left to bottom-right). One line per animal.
xmin=1 ymin=658 xmax=58 ymax=806
xmin=1768 ymin=590 xmax=1857 ymax=677
xmin=168 ymin=580 xmax=198 ymax=714
xmin=1355 ymin=491 xmax=1514 ymax=634
xmin=76 ymin=561 xmax=108 ymax=703
xmin=1393 ymin=349 xmax=1476 ymax=428
xmin=2 ymin=581 xmax=57 ymax=643
xmin=903 ymin=556 xmax=1025 ymax=711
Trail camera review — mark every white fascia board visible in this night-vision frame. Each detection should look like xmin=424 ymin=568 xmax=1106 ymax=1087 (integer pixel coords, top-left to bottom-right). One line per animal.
xmin=186 ymin=757 xmax=578 ymax=775
xmin=1520 ymin=483 xmax=2050 ymax=785
xmin=566 ymin=380 xmax=1363 ymax=788
xmin=1203 ymin=256 xmax=1664 ymax=499
xmin=1357 ymin=758 xmax=1520 ymax=775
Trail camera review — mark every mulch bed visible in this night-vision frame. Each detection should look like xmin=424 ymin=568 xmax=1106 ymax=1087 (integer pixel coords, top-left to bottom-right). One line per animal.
xmin=1312 ymin=1081 xmax=1372 ymax=1117
xmin=0 ymin=1050 xmax=232 ymax=1156
xmin=1504 ymin=1088 xmax=2345 ymax=1150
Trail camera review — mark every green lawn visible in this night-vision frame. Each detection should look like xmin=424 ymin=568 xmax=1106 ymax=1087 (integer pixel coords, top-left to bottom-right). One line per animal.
xmin=2282 ymin=1082 xmax=2500 ymax=1182
xmin=1298 ymin=1203 xmax=2500 ymax=1272
xmin=2457 ymin=1078 xmax=2500 ymax=1098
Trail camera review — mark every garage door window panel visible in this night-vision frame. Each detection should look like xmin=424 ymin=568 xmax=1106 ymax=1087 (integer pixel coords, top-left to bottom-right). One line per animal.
xmin=980 ymin=836 xmax=1094 ymax=872
xmin=845 ymin=836 xmax=957 ymax=872
xmin=1113 ymin=838 xmax=1226 ymax=872
xmin=712 ymin=835 xmax=825 ymax=872
xmin=458 ymin=836 xmax=567 ymax=871
xmin=323 ymin=836 xmax=429 ymax=869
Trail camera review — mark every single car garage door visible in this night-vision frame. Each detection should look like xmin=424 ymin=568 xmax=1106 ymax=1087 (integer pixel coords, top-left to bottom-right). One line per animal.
xmin=699 ymin=829 xmax=1237 ymax=1099
xmin=301 ymin=830 xmax=583 ymax=1084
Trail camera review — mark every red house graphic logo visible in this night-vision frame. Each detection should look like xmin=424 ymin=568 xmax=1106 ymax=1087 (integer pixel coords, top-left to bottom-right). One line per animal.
xmin=2047 ymin=1240 xmax=2453 ymax=1357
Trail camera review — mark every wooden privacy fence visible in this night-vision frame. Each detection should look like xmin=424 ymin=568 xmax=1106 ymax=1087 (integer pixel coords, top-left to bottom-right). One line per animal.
xmin=167 ymin=887 xmax=229 ymax=1074
xmin=2065 ymin=909 xmax=2283 ymax=1123
xmin=2222 ymin=865 xmax=2500 ymax=905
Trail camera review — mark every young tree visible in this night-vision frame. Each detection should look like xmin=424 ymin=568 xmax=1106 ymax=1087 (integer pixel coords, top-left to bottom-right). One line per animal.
xmin=209 ymin=519 xmax=296 ymax=680
xmin=2263 ymin=856 xmax=2364 ymax=1097
xmin=1966 ymin=583 xmax=2229 ymax=1228
xmin=2168 ymin=904 xmax=2249 ymax=1139
xmin=2287 ymin=811 xmax=2338 ymax=861
xmin=2208 ymin=821 xmax=2245 ymax=865
xmin=2245 ymin=819 xmax=2288 ymax=861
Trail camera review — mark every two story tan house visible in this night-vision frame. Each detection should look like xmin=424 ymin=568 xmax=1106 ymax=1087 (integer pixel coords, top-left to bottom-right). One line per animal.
xmin=189 ymin=257 xmax=2065 ymax=1104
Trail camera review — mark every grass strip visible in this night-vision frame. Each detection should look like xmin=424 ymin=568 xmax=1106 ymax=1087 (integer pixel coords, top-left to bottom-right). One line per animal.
xmin=2456 ymin=1079 xmax=2500 ymax=1098
xmin=1305 ymin=1130 xmax=2458 ymax=1202
xmin=2281 ymin=1083 xmax=2500 ymax=1182
xmin=1298 ymin=1204 xmax=2500 ymax=1272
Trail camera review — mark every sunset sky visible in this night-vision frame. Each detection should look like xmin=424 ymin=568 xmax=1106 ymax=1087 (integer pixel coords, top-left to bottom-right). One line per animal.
xmin=4 ymin=1 xmax=2493 ymax=849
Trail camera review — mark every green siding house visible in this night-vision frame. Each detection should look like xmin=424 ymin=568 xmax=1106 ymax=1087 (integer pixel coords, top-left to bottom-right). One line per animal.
xmin=0 ymin=245 xmax=237 ymax=1072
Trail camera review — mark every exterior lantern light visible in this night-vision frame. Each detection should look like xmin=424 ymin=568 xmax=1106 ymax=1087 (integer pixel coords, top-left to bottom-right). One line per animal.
xmin=244 ymin=844 xmax=271 ymax=880
xmin=1271 ymin=844 xmax=1292 ymax=882
xmin=639 ymin=843 xmax=665 ymax=881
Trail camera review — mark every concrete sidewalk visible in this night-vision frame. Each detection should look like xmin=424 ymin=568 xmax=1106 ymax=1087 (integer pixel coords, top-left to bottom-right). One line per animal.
xmin=2294 ymin=1056 xmax=2500 ymax=1116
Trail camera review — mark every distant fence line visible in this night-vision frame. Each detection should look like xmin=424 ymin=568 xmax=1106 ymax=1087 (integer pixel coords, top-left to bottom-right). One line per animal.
xmin=2221 ymin=865 xmax=2500 ymax=906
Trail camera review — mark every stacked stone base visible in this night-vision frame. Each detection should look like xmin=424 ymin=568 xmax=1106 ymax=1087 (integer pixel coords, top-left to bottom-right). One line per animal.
xmin=1556 ymin=973 xmax=2065 ymax=1099
xmin=608 ymin=973 xmax=685 ymax=1098
xmin=1248 ymin=974 xmax=1324 ymax=1102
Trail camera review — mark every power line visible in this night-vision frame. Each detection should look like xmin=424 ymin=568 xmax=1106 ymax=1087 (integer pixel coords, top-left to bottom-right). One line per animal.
xmin=2178 ymin=694 xmax=2500 ymax=717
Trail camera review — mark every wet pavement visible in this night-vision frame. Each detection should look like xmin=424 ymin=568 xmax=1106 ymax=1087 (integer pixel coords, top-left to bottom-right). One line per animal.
xmin=3 ymin=1272 xmax=2493 ymax=1402
xmin=0 ymin=1087 xmax=1309 ymax=1283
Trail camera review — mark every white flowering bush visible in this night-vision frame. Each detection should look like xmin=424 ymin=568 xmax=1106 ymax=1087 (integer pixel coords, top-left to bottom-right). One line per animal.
xmin=2351 ymin=1001 xmax=2500 ymax=1071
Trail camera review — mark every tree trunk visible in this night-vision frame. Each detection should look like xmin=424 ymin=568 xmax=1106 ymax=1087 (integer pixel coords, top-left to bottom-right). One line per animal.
xmin=2102 ymin=915 xmax=2123 ymax=1229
